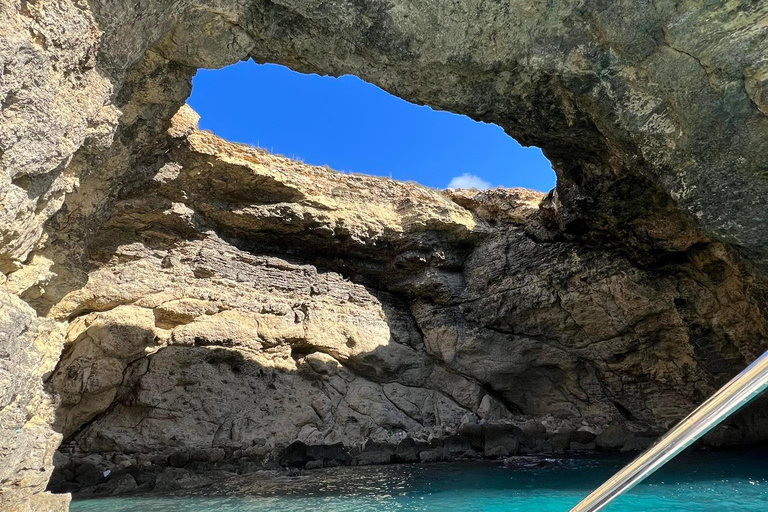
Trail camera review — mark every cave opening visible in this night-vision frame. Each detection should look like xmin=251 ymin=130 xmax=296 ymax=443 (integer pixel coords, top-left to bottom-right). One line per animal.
xmin=187 ymin=60 xmax=556 ymax=192
xmin=1 ymin=0 xmax=766 ymax=508
xmin=41 ymin=53 xmax=768 ymax=504
xmin=43 ymin=58 xmax=574 ymax=502
xmin=32 ymin=39 xmax=768 ymax=510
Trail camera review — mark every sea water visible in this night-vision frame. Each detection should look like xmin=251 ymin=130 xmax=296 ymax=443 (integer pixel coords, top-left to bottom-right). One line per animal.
xmin=69 ymin=450 xmax=768 ymax=512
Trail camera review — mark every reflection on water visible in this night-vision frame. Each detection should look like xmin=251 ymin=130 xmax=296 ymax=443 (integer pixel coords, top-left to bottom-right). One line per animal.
xmin=70 ymin=451 xmax=768 ymax=512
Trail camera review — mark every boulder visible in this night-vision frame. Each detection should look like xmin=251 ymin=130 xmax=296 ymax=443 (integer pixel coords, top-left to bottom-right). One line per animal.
xmin=484 ymin=425 xmax=522 ymax=458
xmin=279 ymin=441 xmax=310 ymax=468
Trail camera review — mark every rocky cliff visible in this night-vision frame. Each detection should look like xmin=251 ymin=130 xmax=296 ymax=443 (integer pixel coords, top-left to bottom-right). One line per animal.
xmin=1 ymin=0 xmax=767 ymax=510
xmin=40 ymin=107 xmax=768 ymax=497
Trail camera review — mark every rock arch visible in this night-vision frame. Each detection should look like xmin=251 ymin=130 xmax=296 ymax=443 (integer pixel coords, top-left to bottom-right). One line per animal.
xmin=1 ymin=1 xmax=767 ymax=509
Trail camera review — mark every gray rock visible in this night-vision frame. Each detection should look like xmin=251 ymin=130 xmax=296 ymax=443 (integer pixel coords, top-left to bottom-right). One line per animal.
xmin=394 ymin=438 xmax=423 ymax=463
xmin=358 ymin=441 xmax=395 ymax=466
xmin=595 ymin=426 xmax=633 ymax=451
xmin=306 ymin=444 xmax=347 ymax=466
xmin=168 ymin=451 xmax=190 ymax=468
xmin=279 ymin=441 xmax=309 ymax=468
xmin=569 ymin=442 xmax=597 ymax=452
xmin=621 ymin=437 xmax=656 ymax=452
xmin=484 ymin=425 xmax=522 ymax=458
xmin=154 ymin=468 xmax=219 ymax=492
xmin=419 ymin=449 xmax=445 ymax=463
xmin=457 ymin=424 xmax=484 ymax=452
xmin=443 ymin=435 xmax=473 ymax=457
xmin=74 ymin=462 xmax=103 ymax=487
xmin=104 ymin=474 xmax=138 ymax=496
xmin=52 ymin=452 xmax=70 ymax=469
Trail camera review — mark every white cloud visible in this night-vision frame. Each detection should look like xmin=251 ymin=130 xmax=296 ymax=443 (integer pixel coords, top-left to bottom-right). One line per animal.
xmin=446 ymin=173 xmax=491 ymax=190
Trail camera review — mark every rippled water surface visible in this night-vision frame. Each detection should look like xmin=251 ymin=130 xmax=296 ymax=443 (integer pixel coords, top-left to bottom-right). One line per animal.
xmin=70 ymin=451 xmax=768 ymax=512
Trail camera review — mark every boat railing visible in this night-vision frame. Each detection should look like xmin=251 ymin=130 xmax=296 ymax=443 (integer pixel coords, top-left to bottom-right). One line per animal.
xmin=569 ymin=349 xmax=768 ymax=512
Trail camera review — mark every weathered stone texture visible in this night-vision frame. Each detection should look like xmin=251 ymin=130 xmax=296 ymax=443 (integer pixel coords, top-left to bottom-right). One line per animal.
xmin=0 ymin=289 xmax=69 ymax=511
xmin=1 ymin=0 xmax=767 ymax=508
xmin=41 ymin=113 xmax=768 ymax=498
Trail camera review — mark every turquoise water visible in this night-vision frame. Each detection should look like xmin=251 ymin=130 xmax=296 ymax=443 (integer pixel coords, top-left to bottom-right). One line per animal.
xmin=70 ymin=451 xmax=768 ymax=512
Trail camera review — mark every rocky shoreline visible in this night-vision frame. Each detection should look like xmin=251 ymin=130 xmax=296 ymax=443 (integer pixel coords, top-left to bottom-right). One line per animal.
xmin=37 ymin=106 xmax=768 ymax=502
xmin=51 ymin=421 xmax=652 ymax=498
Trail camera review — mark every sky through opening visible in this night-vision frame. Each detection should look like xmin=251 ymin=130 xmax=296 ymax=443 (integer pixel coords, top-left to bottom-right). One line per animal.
xmin=188 ymin=61 xmax=556 ymax=192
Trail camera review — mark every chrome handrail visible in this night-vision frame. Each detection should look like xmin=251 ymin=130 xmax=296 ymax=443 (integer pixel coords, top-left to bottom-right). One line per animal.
xmin=569 ymin=349 xmax=768 ymax=512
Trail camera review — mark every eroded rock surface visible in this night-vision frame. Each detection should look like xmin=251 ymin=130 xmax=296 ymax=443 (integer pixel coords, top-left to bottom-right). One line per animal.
xmin=1 ymin=0 xmax=767 ymax=509
xmin=39 ymin=109 xmax=768 ymax=498
xmin=0 ymin=289 xmax=69 ymax=510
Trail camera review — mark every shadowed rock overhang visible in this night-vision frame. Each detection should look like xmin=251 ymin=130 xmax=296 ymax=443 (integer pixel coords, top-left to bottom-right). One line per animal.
xmin=1 ymin=1 xmax=767 ymax=510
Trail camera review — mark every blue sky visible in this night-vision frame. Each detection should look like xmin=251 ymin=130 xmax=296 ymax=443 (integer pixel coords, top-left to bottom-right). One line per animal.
xmin=188 ymin=61 xmax=555 ymax=192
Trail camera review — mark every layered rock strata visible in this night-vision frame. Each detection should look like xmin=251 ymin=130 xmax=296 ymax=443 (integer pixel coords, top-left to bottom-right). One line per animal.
xmin=1 ymin=0 xmax=767 ymax=509
xmin=42 ymin=108 xmax=768 ymax=497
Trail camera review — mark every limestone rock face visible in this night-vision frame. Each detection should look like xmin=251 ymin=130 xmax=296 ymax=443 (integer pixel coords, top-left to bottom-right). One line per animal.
xmin=3 ymin=1 xmax=767 ymax=269
xmin=1 ymin=0 xmax=767 ymax=508
xmin=41 ymin=111 xmax=768 ymax=499
xmin=47 ymin=111 xmax=513 ymax=469
xmin=0 ymin=1 xmax=118 ymax=271
xmin=0 ymin=290 xmax=69 ymax=511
